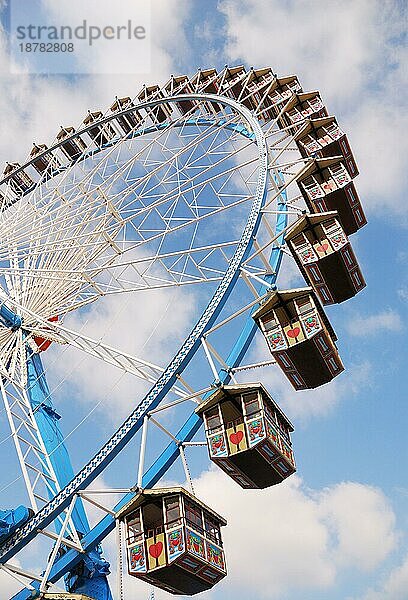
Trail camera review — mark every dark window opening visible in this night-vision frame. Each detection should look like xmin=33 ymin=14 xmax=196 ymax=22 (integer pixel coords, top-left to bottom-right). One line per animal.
xmin=165 ymin=496 xmax=181 ymax=528
xmin=204 ymin=512 xmax=222 ymax=545
xmin=185 ymin=500 xmax=204 ymax=533
xmin=242 ymin=392 xmax=260 ymax=417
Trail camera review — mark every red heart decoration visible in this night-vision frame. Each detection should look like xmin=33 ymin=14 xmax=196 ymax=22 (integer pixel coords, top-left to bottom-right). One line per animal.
xmin=252 ymin=425 xmax=261 ymax=434
xmin=316 ymin=243 xmax=329 ymax=253
xmin=213 ymin=439 xmax=223 ymax=448
xmin=287 ymin=327 xmax=300 ymax=339
xmin=229 ymin=431 xmax=244 ymax=445
xmin=149 ymin=542 xmax=163 ymax=559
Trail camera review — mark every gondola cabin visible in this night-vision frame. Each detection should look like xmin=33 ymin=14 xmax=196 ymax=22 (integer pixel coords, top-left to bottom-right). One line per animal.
xmin=82 ymin=111 xmax=116 ymax=147
xmin=30 ymin=143 xmax=60 ymax=175
xmin=110 ymin=97 xmax=141 ymax=134
xmin=286 ymin=212 xmax=366 ymax=304
xmin=137 ymin=85 xmax=173 ymax=124
xmin=294 ymin=116 xmax=359 ymax=178
xmin=297 ymin=157 xmax=366 ymax=234
xmin=3 ymin=163 xmax=34 ymax=195
xmin=252 ymin=288 xmax=344 ymax=390
xmin=233 ymin=67 xmax=275 ymax=112
xmin=244 ymin=67 xmax=276 ymax=120
xmin=57 ymin=127 xmax=87 ymax=161
xmin=278 ymin=91 xmax=328 ymax=128
xmin=196 ymin=383 xmax=296 ymax=489
xmin=249 ymin=74 xmax=303 ymax=123
xmin=164 ymin=75 xmax=196 ymax=115
xmin=190 ymin=68 xmax=223 ymax=114
xmin=191 ymin=68 xmax=219 ymax=93
xmin=265 ymin=75 xmax=303 ymax=116
xmin=116 ymin=488 xmax=227 ymax=596
xmin=220 ymin=65 xmax=246 ymax=99
xmin=220 ymin=65 xmax=260 ymax=111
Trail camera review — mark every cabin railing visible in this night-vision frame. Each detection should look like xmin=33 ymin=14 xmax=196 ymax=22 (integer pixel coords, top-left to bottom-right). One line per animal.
xmin=262 ymin=306 xmax=323 ymax=351
xmin=206 ymin=407 xmax=295 ymax=467
xmin=300 ymin=123 xmax=344 ymax=154
xmin=301 ymin=164 xmax=351 ymax=202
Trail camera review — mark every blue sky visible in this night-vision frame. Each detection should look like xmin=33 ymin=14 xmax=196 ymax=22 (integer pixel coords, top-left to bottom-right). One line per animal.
xmin=0 ymin=1 xmax=407 ymax=599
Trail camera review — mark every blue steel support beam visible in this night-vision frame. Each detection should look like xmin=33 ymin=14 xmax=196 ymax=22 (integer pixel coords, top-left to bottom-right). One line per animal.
xmin=26 ymin=350 xmax=90 ymax=535
xmin=26 ymin=352 xmax=114 ymax=599
xmin=0 ymin=302 xmax=22 ymax=331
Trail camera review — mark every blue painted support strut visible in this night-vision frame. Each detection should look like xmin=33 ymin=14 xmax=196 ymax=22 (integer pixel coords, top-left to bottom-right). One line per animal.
xmin=26 ymin=350 xmax=90 ymax=535
xmin=26 ymin=351 xmax=113 ymax=599
xmin=0 ymin=302 xmax=22 ymax=331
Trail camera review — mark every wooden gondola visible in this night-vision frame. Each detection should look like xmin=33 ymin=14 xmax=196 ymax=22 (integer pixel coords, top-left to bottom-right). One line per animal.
xmin=196 ymin=383 xmax=295 ymax=489
xmin=297 ymin=156 xmax=366 ymax=234
xmin=30 ymin=143 xmax=61 ymax=175
xmin=278 ymin=91 xmax=328 ymax=128
xmin=110 ymin=97 xmax=141 ymax=134
xmin=253 ymin=288 xmax=344 ymax=390
xmin=265 ymin=75 xmax=303 ymax=114
xmin=82 ymin=111 xmax=116 ymax=147
xmin=243 ymin=67 xmax=277 ymax=119
xmin=3 ymin=163 xmax=34 ymax=194
xmin=164 ymin=75 xmax=196 ymax=115
xmin=116 ymin=487 xmax=227 ymax=595
xmin=137 ymin=85 xmax=173 ymax=124
xmin=286 ymin=212 xmax=366 ymax=304
xmin=56 ymin=127 xmax=87 ymax=161
xmin=219 ymin=65 xmax=263 ymax=111
xmin=294 ymin=116 xmax=359 ymax=178
xmin=219 ymin=65 xmax=247 ymax=99
xmin=190 ymin=68 xmax=223 ymax=114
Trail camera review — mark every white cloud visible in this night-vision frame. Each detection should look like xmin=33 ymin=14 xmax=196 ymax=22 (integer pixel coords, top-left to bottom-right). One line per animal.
xmin=192 ymin=469 xmax=398 ymax=599
xmin=398 ymin=287 xmax=408 ymax=302
xmin=345 ymin=309 xmax=404 ymax=337
xmin=0 ymin=559 xmax=26 ymax=598
xmin=319 ymin=482 xmax=397 ymax=571
xmin=219 ymin=0 xmax=407 ymax=219
xmin=351 ymin=553 xmax=408 ymax=600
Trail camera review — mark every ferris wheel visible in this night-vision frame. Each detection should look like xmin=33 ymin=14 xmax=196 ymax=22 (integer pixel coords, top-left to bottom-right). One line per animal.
xmin=0 ymin=65 xmax=366 ymax=599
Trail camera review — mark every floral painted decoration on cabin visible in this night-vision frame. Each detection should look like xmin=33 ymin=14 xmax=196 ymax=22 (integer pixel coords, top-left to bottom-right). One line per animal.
xmin=248 ymin=418 xmax=265 ymax=444
xmin=269 ymin=331 xmax=286 ymax=350
xmin=206 ymin=542 xmax=225 ymax=570
xmin=210 ymin=434 xmax=226 ymax=456
xmin=187 ymin=531 xmax=205 ymax=558
xmin=130 ymin=544 xmax=145 ymax=570
xmin=303 ymin=314 xmax=320 ymax=335
xmin=168 ymin=529 xmax=184 ymax=555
